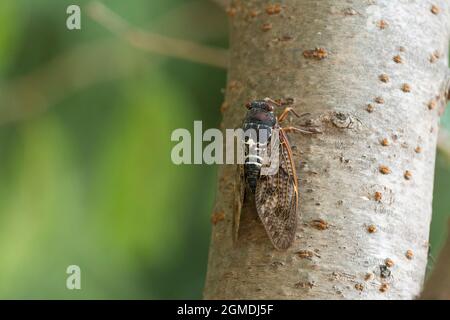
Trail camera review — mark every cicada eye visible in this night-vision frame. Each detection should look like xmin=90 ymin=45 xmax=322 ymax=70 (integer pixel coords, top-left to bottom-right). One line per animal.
xmin=267 ymin=104 xmax=274 ymax=112
xmin=245 ymin=102 xmax=252 ymax=109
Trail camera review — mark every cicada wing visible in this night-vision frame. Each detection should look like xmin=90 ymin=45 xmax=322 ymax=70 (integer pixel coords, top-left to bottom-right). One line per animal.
xmin=255 ymin=129 xmax=298 ymax=250
xmin=233 ymin=164 xmax=245 ymax=243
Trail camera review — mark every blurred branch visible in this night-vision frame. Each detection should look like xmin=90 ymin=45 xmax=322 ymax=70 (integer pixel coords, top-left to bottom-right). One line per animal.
xmin=421 ymin=219 xmax=450 ymax=299
xmin=149 ymin=1 xmax=228 ymax=41
xmin=86 ymin=1 xmax=228 ymax=69
xmin=0 ymin=41 xmax=147 ymax=125
xmin=210 ymin=0 xmax=229 ymax=10
xmin=0 ymin=0 xmax=229 ymax=126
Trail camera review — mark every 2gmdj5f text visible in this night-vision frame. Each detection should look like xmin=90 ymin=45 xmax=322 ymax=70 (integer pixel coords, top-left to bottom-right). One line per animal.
xmin=177 ymin=304 xmax=274 ymax=318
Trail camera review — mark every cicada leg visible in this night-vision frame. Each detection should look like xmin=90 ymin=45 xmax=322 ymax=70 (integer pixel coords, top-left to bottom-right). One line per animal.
xmin=278 ymin=107 xmax=300 ymax=123
xmin=282 ymin=126 xmax=318 ymax=134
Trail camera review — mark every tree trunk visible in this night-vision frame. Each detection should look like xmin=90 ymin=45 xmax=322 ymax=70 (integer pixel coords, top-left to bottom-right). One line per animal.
xmin=204 ymin=0 xmax=450 ymax=299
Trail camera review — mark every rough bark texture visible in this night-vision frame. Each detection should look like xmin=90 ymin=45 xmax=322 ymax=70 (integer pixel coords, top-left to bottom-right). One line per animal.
xmin=204 ymin=0 xmax=450 ymax=299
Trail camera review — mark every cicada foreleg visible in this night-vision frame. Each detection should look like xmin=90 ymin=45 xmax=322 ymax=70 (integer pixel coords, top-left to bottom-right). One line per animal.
xmin=278 ymin=107 xmax=300 ymax=123
xmin=282 ymin=126 xmax=318 ymax=134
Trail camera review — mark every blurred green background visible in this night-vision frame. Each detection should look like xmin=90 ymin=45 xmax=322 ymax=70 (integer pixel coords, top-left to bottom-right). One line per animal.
xmin=0 ymin=0 xmax=448 ymax=299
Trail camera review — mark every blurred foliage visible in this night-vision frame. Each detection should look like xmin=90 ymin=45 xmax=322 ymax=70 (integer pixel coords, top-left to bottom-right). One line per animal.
xmin=0 ymin=0 xmax=226 ymax=299
xmin=0 ymin=0 xmax=448 ymax=299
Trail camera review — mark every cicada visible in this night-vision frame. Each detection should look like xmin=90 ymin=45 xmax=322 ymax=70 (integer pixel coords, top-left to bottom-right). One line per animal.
xmin=234 ymin=98 xmax=315 ymax=250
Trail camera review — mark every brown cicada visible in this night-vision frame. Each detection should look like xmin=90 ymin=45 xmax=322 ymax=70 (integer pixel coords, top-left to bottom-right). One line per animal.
xmin=234 ymin=98 xmax=316 ymax=250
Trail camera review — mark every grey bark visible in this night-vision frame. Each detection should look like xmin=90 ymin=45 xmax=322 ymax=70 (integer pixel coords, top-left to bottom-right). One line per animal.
xmin=204 ymin=0 xmax=450 ymax=299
